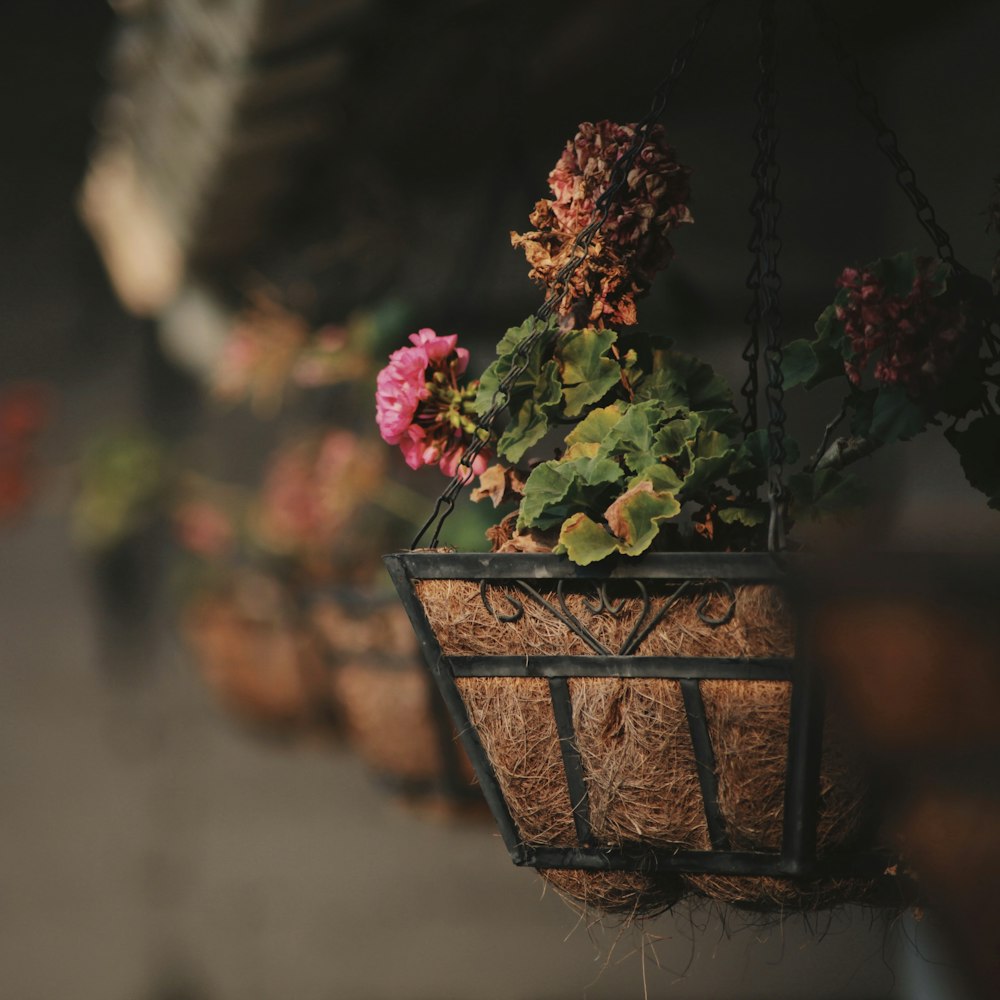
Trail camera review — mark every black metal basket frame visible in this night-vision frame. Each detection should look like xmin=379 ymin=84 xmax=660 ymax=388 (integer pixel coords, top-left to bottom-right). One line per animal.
xmin=385 ymin=550 xmax=894 ymax=880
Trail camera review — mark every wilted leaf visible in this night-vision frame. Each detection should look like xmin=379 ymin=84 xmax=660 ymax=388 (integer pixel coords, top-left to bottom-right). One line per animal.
xmin=605 ymin=482 xmax=681 ymax=555
xmin=555 ymin=513 xmax=620 ymax=565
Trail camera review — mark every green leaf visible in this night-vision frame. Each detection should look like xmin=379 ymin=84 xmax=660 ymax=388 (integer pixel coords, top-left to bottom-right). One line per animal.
xmin=695 ymin=409 xmax=742 ymax=437
xmin=518 ymin=456 xmax=623 ymax=531
xmin=555 ymin=514 xmax=620 ymax=566
xmin=877 ymin=251 xmax=919 ymax=298
xmin=693 ymin=429 xmax=732 ymax=460
xmin=651 ymin=414 xmax=700 ymax=459
xmin=494 ymin=359 xmax=562 ymax=462
xmin=679 ymin=453 xmax=735 ymax=500
xmin=787 ymin=468 xmax=866 ymax=519
xmin=781 ymin=339 xmax=819 ymax=389
xmin=474 ymin=316 xmax=557 ymax=417
xmin=945 ymin=414 xmax=1000 ymax=505
xmin=716 ymin=505 xmax=767 ymax=527
xmin=870 ymin=385 xmax=929 ymax=443
xmin=634 ymin=350 xmax=732 ymax=409
xmin=604 ymin=400 xmax=673 ymax=471
xmin=605 ymin=483 xmax=681 ymax=555
xmin=807 ymin=337 xmax=849 ymax=387
xmin=812 ymin=300 xmax=849 ymax=355
xmin=556 ymin=328 xmax=622 ymax=417
xmin=629 ymin=463 xmax=684 ymax=493
xmin=563 ymin=403 xmax=625 ymax=459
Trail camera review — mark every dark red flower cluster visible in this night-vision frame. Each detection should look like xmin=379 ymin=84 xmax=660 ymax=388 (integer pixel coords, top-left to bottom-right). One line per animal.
xmin=835 ymin=257 xmax=968 ymax=397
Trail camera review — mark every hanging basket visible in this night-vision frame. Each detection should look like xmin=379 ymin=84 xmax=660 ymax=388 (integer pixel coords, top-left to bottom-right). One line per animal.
xmin=182 ymin=572 xmax=339 ymax=740
xmin=309 ymin=591 xmax=482 ymax=813
xmin=385 ymin=550 xmax=904 ymax=916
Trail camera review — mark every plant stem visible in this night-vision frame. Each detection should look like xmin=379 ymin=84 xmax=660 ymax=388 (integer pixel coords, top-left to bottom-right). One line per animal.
xmin=806 ymin=403 xmax=848 ymax=473
xmin=814 ymin=434 xmax=880 ymax=472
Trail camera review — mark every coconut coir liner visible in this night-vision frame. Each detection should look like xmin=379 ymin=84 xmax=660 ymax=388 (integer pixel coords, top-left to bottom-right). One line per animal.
xmin=422 ymin=580 xmax=876 ymax=916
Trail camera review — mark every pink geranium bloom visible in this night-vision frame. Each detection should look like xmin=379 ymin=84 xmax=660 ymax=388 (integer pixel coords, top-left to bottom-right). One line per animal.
xmin=374 ymin=328 xmax=488 ymax=477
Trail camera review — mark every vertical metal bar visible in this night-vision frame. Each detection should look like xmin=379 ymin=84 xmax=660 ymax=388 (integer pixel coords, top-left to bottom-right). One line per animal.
xmin=421 ymin=666 xmax=474 ymax=801
xmin=679 ymin=678 xmax=730 ymax=851
xmin=547 ymin=677 xmax=592 ymax=847
xmin=384 ymin=557 xmax=527 ymax=861
xmin=781 ymin=653 xmax=825 ymax=874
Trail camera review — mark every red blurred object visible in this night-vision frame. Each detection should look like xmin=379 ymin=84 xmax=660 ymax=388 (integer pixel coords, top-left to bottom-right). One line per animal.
xmin=0 ymin=381 xmax=54 ymax=521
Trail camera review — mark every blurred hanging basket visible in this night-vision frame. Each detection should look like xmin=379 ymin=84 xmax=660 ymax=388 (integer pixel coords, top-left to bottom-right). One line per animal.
xmin=182 ymin=569 xmax=340 ymax=740
xmin=310 ymin=590 xmax=483 ymax=815
xmin=385 ymin=551 xmax=904 ymax=916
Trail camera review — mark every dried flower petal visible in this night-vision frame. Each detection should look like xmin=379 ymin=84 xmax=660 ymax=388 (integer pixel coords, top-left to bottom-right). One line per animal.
xmin=512 ymin=121 xmax=692 ymax=326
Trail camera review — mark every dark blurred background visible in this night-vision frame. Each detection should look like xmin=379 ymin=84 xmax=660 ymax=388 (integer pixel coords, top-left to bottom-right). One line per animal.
xmin=2 ymin=1 xmax=998 ymax=998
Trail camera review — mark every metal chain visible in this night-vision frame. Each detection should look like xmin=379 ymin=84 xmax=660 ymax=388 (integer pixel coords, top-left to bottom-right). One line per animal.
xmin=412 ymin=0 xmax=721 ymax=549
xmin=810 ymin=1 xmax=962 ymax=272
xmin=741 ymin=0 xmax=786 ymax=552
xmin=754 ymin=1 xmax=786 ymax=552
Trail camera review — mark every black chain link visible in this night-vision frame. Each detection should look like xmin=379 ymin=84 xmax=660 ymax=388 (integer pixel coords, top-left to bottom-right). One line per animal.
xmin=811 ymin=1 xmax=962 ymax=272
xmin=741 ymin=1 xmax=786 ymax=551
xmin=412 ymin=0 xmax=721 ymax=549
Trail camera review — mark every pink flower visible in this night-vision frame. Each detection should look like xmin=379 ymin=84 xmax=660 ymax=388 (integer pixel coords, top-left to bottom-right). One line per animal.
xmin=374 ymin=328 xmax=490 ymax=477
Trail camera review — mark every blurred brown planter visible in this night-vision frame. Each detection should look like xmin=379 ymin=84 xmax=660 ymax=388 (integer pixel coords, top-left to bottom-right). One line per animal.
xmin=310 ymin=594 xmax=481 ymax=811
xmin=183 ymin=572 xmax=338 ymax=740
xmin=801 ymin=556 xmax=1000 ymax=999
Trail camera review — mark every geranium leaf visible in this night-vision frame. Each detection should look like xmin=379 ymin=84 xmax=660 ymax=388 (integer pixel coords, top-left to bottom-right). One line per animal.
xmin=474 ymin=316 xmax=557 ymax=417
xmin=870 ymin=385 xmax=929 ymax=443
xmin=556 ymin=328 xmax=622 ymax=417
xmin=634 ymin=350 xmax=731 ymax=410
xmin=693 ymin=429 xmax=732 ymax=460
xmin=716 ymin=506 xmax=767 ymax=526
xmin=945 ymin=414 xmax=1000 ymax=504
xmin=787 ymin=468 xmax=866 ymax=519
xmin=651 ymin=415 xmax=699 ymax=459
xmin=679 ymin=452 xmax=735 ymax=500
xmin=518 ymin=456 xmax=623 ymax=531
xmin=605 ymin=482 xmax=681 ymax=555
xmin=495 ymin=360 xmax=563 ymax=462
xmin=781 ymin=339 xmax=819 ymax=389
xmin=877 ymin=251 xmax=920 ymax=298
xmin=629 ymin=463 xmax=684 ymax=493
xmin=555 ymin=513 xmax=620 ymax=566
xmin=563 ymin=403 xmax=624 ymax=459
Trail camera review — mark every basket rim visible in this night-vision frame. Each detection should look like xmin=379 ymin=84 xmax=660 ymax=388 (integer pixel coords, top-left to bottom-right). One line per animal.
xmin=384 ymin=549 xmax=790 ymax=582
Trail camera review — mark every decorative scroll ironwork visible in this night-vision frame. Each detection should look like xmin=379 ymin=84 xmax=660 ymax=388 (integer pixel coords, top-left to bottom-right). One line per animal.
xmin=476 ymin=576 xmax=744 ymax=658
